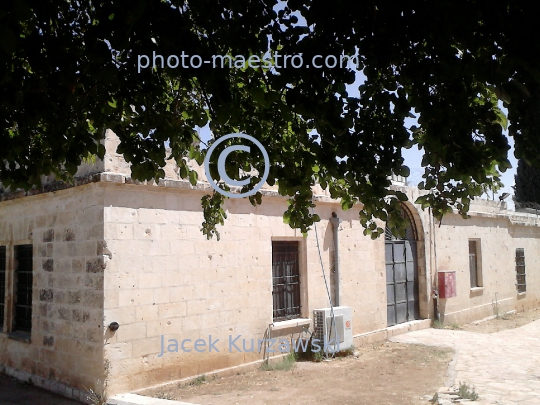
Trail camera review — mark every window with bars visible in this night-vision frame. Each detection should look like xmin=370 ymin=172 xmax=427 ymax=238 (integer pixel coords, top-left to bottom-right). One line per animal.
xmin=469 ymin=240 xmax=481 ymax=288
xmin=516 ymin=248 xmax=526 ymax=293
xmin=14 ymin=245 xmax=33 ymax=333
xmin=0 ymin=246 xmax=6 ymax=332
xmin=272 ymin=241 xmax=301 ymax=322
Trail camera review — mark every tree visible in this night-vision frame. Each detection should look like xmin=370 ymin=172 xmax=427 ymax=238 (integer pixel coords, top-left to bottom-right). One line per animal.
xmin=514 ymin=159 xmax=540 ymax=208
xmin=2 ymin=1 xmax=540 ymax=239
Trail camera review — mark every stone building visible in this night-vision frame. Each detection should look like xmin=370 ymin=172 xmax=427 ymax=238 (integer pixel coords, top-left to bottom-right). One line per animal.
xmin=0 ymin=130 xmax=539 ymax=402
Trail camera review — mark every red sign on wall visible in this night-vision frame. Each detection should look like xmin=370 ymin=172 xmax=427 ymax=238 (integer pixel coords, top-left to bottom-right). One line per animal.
xmin=438 ymin=271 xmax=457 ymax=298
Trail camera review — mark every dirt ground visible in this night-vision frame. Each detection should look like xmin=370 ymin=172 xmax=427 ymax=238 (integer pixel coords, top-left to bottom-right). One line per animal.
xmin=145 ymin=309 xmax=540 ymax=404
xmin=458 ymin=308 xmax=540 ymax=334
xmin=146 ymin=342 xmax=453 ymax=405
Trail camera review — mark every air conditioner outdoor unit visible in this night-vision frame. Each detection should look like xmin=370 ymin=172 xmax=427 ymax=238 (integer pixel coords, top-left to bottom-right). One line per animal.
xmin=313 ymin=306 xmax=353 ymax=353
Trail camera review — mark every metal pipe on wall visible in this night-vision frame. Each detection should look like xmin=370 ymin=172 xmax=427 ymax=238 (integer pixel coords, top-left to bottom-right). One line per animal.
xmin=330 ymin=212 xmax=342 ymax=307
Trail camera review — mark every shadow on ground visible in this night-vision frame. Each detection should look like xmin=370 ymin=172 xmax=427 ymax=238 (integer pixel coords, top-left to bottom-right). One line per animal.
xmin=0 ymin=373 xmax=83 ymax=405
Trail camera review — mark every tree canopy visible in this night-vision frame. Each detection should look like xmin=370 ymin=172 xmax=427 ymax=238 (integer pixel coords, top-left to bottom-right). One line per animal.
xmin=514 ymin=160 xmax=540 ymax=208
xmin=2 ymin=1 xmax=540 ymax=238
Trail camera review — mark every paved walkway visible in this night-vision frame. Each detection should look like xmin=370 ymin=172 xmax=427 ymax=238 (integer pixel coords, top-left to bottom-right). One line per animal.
xmin=391 ymin=319 xmax=540 ymax=405
xmin=0 ymin=373 xmax=83 ymax=405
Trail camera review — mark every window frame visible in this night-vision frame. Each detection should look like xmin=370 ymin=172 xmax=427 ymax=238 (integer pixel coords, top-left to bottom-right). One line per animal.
xmin=13 ymin=244 xmax=33 ymax=334
xmin=515 ymin=248 xmax=526 ymax=294
xmin=468 ymin=239 xmax=483 ymax=289
xmin=0 ymin=242 xmax=34 ymax=340
xmin=0 ymin=246 xmax=6 ymax=333
xmin=271 ymin=238 xmax=307 ymax=322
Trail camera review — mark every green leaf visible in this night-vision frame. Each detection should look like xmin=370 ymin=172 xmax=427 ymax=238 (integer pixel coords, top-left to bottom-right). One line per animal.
xmin=189 ymin=170 xmax=198 ymax=186
xmin=283 ymin=211 xmax=291 ymax=225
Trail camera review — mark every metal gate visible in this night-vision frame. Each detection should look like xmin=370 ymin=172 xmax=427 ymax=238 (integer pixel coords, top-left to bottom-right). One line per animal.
xmin=385 ymin=214 xmax=419 ymax=326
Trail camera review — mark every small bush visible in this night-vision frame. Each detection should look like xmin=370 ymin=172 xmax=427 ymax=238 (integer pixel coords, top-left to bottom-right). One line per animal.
xmin=295 ymin=338 xmax=330 ymax=361
xmin=432 ymin=320 xmax=444 ymax=329
xmin=458 ymin=382 xmax=479 ymax=400
xmin=312 ymin=350 xmax=324 ymax=362
xmin=497 ymin=312 xmax=511 ymax=320
xmin=155 ymin=389 xmax=175 ymax=400
xmin=260 ymin=352 xmax=296 ymax=371
xmin=189 ymin=375 xmax=207 ymax=386
xmin=86 ymin=379 xmax=107 ymax=405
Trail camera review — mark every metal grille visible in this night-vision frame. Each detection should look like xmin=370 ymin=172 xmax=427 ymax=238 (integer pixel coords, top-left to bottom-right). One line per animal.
xmin=272 ymin=241 xmax=301 ymax=321
xmin=516 ymin=248 xmax=526 ymax=293
xmin=14 ymin=245 xmax=33 ymax=333
xmin=0 ymin=246 xmax=6 ymax=331
xmin=313 ymin=311 xmax=324 ymax=341
xmin=469 ymin=241 xmax=479 ymax=288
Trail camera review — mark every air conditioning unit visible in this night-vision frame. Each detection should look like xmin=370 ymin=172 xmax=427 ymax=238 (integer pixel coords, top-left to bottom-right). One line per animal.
xmin=313 ymin=306 xmax=353 ymax=353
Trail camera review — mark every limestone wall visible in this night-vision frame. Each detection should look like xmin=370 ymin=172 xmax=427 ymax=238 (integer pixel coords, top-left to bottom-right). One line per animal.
xmin=0 ymin=184 xmax=105 ymax=401
xmin=434 ymin=209 xmax=540 ymax=324
xmin=2 ymin=127 xmax=540 ymax=400
xmin=100 ymin=182 xmax=387 ymax=394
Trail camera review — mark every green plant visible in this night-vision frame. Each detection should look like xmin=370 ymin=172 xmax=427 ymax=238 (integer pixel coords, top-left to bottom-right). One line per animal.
xmin=82 ymin=153 xmax=98 ymax=164
xmin=432 ymin=319 xmax=445 ymax=329
xmin=495 ymin=308 xmax=510 ymax=320
xmin=5 ymin=2 xmax=539 ymax=243
xmin=515 ymin=159 xmax=540 ymax=206
xmin=86 ymin=379 xmax=107 ymax=405
xmin=155 ymin=389 xmax=175 ymax=400
xmin=260 ymin=352 xmax=297 ymax=371
xmin=449 ymin=323 xmax=461 ymax=330
xmin=295 ymin=337 xmax=331 ymax=362
xmin=458 ymin=382 xmax=479 ymax=401
xmin=312 ymin=351 xmax=324 ymax=362
xmin=189 ymin=374 xmax=207 ymax=386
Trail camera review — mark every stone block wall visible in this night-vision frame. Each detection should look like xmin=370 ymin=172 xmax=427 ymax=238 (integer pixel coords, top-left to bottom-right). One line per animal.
xmin=1 ymin=128 xmax=540 ymax=400
xmin=0 ymin=184 xmax=106 ymax=400
xmin=101 ymin=182 xmax=387 ymax=395
xmin=434 ymin=209 xmax=540 ymax=324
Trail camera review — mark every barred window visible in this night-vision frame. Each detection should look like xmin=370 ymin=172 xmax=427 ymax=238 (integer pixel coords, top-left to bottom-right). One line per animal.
xmin=516 ymin=248 xmax=526 ymax=293
xmin=272 ymin=241 xmax=301 ymax=322
xmin=0 ymin=246 xmax=6 ymax=331
xmin=14 ymin=245 xmax=33 ymax=333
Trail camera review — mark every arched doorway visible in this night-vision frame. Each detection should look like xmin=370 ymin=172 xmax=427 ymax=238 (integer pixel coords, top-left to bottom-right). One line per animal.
xmin=385 ymin=207 xmax=420 ymax=326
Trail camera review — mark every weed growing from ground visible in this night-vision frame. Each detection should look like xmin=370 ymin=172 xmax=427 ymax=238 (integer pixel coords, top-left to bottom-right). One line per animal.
xmin=189 ymin=375 xmax=207 ymax=386
xmin=260 ymin=352 xmax=297 ymax=371
xmin=432 ymin=320 xmax=445 ymax=329
xmin=155 ymin=389 xmax=175 ymax=400
xmin=312 ymin=351 xmax=324 ymax=362
xmin=496 ymin=312 xmax=511 ymax=320
xmin=458 ymin=381 xmax=479 ymax=400
xmin=86 ymin=379 xmax=107 ymax=405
